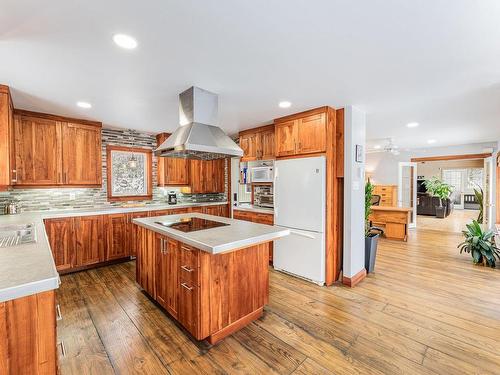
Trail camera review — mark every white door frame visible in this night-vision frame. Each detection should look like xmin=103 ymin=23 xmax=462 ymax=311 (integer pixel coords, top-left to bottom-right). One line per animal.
xmin=398 ymin=162 xmax=418 ymax=228
xmin=484 ymin=157 xmax=494 ymax=229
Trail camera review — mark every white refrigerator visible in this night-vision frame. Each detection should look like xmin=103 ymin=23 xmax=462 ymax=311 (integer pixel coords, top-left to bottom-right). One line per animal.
xmin=273 ymin=156 xmax=326 ymax=285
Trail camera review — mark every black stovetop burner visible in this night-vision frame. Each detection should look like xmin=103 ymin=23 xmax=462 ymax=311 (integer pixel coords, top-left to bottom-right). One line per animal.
xmin=155 ymin=216 xmax=229 ymax=233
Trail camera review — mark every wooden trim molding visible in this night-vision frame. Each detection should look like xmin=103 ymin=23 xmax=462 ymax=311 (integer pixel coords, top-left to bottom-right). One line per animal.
xmin=410 ymin=153 xmax=492 ymax=163
xmin=106 ymin=145 xmax=153 ymax=201
xmin=13 ymin=109 xmax=102 ymax=127
xmin=238 ymin=123 xmax=274 ymax=136
xmin=274 ymin=106 xmax=329 ymax=124
xmin=342 ymin=268 xmax=366 ymax=288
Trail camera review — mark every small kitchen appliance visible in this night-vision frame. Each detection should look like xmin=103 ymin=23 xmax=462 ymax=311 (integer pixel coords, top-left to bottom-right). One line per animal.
xmin=251 ymin=166 xmax=274 ymax=183
xmin=167 ymin=191 xmax=177 ymax=205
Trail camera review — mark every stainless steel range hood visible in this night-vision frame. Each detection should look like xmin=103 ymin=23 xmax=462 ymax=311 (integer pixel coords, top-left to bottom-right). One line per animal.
xmin=155 ymin=86 xmax=243 ymax=160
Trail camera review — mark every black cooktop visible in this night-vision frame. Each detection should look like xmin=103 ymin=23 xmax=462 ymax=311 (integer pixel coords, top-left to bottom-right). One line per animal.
xmin=155 ymin=217 xmax=229 ymax=233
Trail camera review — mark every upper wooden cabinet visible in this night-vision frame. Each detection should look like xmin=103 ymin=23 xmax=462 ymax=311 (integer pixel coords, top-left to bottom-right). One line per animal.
xmin=189 ymin=159 xmax=225 ymax=194
xmin=0 ymin=85 xmax=14 ymax=189
xmin=156 ymin=133 xmax=190 ymax=186
xmin=13 ymin=115 xmax=62 ymax=186
xmin=62 ymin=122 xmax=102 ymax=185
xmin=12 ymin=110 xmax=102 ymax=187
xmin=274 ymin=109 xmax=327 ymax=157
xmin=239 ymin=124 xmax=275 ymax=161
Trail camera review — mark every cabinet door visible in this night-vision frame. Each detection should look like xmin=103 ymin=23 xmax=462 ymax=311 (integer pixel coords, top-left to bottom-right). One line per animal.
xmin=155 ymin=234 xmax=168 ymax=309
xmin=44 ymin=218 xmax=74 ymax=271
xmin=260 ymin=129 xmax=275 ymax=159
xmin=106 ymin=214 xmax=130 ymax=260
xmin=128 ymin=212 xmax=149 ymax=257
xmin=62 ymin=122 xmax=102 ymax=185
xmin=240 ymin=133 xmax=258 ymax=161
xmin=0 ymin=90 xmax=13 ymax=188
xmin=189 ymin=160 xmax=205 ymax=193
xmin=75 ymin=215 xmax=104 ymax=267
xmin=297 ymin=112 xmax=326 ymax=154
xmin=275 ymin=120 xmax=297 ymax=157
xmin=210 ymin=159 xmax=225 ymax=193
xmin=136 ymin=226 xmax=155 ymax=297
xmin=14 ymin=115 xmax=62 ymax=185
xmin=178 ymin=278 xmax=199 ymax=338
xmin=165 ymin=158 xmax=190 ymax=185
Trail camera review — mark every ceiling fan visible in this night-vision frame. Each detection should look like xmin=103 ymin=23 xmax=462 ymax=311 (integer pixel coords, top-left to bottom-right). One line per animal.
xmin=367 ymin=138 xmax=400 ymax=155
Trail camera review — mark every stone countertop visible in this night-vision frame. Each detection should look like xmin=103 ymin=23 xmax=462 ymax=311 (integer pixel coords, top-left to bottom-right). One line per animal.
xmin=133 ymin=213 xmax=289 ymax=254
xmin=234 ymin=204 xmax=274 ymax=214
xmin=0 ymin=201 xmax=228 ymax=303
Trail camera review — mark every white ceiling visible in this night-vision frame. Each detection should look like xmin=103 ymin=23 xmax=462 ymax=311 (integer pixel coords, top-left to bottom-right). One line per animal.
xmin=1 ymin=0 xmax=500 ymax=148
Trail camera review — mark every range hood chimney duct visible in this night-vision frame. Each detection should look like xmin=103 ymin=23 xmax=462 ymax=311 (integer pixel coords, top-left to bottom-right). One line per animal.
xmin=155 ymin=87 xmax=243 ymax=160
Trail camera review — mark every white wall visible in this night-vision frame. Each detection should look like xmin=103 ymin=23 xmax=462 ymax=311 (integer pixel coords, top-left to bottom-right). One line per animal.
xmin=343 ymin=106 xmax=366 ymax=279
xmin=366 ymin=141 xmax=497 ymax=185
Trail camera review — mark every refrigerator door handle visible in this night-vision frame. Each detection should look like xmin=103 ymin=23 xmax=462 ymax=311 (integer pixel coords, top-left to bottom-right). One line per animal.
xmin=289 ymin=230 xmax=316 ymax=239
xmin=274 ymin=166 xmax=278 ymax=219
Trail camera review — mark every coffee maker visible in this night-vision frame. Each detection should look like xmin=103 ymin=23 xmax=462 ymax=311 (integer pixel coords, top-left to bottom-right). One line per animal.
xmin=167 ymin=191 xmax=177 ymax=205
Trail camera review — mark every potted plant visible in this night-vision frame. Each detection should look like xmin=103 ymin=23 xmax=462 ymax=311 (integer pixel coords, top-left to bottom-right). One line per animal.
xmin=458 ymin=220 xmax=500 ymax=267
xmin=365 ymin=179 xmax=383 ymax=273
xmin=423 ymin=177 xmax=453 ymax=218
xmin=473 ymin=186 xmax=484 ymax=224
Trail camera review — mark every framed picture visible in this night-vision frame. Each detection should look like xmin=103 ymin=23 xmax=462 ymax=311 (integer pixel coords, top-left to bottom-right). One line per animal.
xmin=106 ymin=145 xmax=152 ymax=201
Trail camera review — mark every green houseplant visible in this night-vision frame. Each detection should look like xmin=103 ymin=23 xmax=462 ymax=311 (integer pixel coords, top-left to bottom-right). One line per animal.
xmin=473 ymin=186 xmax=484 ymax=224
xmin=458 ymin=220 xmax=500 ymax=267
xmin=364 ymin=179 xmax=382 ymax=273
xmin=423 ymin=177 xmax=453 ymax=218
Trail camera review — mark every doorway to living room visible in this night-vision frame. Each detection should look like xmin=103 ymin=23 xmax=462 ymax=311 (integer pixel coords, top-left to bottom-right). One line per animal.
xmin=410 ymin=154 xmax=492 ymax=234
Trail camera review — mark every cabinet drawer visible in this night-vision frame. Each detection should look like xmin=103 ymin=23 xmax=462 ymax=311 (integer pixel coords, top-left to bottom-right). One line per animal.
xmin=178 ymin=279 xmax=199 ymax=338
xmin=179 ymin=262 xmax=199 ymax=286
xmin=180 ymin=244 xmax=199 ymax=269
xmin=254 ymin=213 xmax=274 ymax=225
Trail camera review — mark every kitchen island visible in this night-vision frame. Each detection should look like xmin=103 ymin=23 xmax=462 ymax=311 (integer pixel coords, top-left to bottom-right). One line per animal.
xmin=133 ymin=213 xmax=289 ymax=344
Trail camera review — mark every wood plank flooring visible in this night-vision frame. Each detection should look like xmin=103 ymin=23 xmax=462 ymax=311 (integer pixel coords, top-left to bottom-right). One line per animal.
xmin=416 ymin=209 xmax=479 ymax=233
xmin=56 ymin=228 xmax=500 ymax=374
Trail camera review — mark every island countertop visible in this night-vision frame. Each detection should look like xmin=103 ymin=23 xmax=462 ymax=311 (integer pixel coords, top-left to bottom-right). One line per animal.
xmin=133 ymin=213 xmax=289 ymax=254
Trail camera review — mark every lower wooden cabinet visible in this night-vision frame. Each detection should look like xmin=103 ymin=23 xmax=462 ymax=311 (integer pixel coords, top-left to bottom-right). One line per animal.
xmin=44 ymin=205 xmax=229 ymax=275
xmin=233 ymin=209 xmax=274 ymax=263
xmin=75 ymin=215 xmax=105 ymax=267
xmin=136 ymin=227 xmax=270 ymax=343
xmin=0 ymin=290 xmax=57 ymax=374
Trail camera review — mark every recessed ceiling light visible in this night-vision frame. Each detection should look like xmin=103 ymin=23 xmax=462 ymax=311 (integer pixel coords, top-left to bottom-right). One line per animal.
xmin=76 ymin=101 xmax=92 ymax=109
xmin=279 ymin=101 xmax=291 ymax=108
xmin=427 ymin=139 xmax=437 ymax=144
xmin=407 ymin=122 xmax=419 ymax=128
xmin=113 ymin=33 xmax=138 ymax=49
xmin=373 ymin=145 xmax=381 ymax=149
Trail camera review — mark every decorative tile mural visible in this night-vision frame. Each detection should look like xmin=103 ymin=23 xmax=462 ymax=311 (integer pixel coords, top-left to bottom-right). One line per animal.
xmin=109 ymin=149 xmax=149 ymax=198
xmin=0 ymin=128 xmax=227 ymax=212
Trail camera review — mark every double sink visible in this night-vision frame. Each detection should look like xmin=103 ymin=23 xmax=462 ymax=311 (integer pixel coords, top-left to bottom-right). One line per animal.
xmin=0 ymin=223 xmax=36 ymax=248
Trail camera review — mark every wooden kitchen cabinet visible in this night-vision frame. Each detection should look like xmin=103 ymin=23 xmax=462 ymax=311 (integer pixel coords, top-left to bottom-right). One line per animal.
xmin=156 ymin=236 xmax=179 ymax=318
xmin=136 ymin=226 xmax=156 ymax=298
xmin=62 ymin=122 xmax=102 ymax=185
xmin=44 ymin=217 xmax=74 ymax=271
xmin=13 ymin=115 xmax=62 ymax=186
xmin=0 ymin=290 xmax=57 ymax=375
xmin=274 ymin=109 xmax=326 ymax=157
xmin=106 ymin=213 xmax=130 ymax=260
xmin=189 ymin=159 xmax=225 ymax=194
xmin=233 ymin=209 xmax=274 ymax=263
xmin=128 ymin=211 xmax=150 ymax=257
xmin=239 ymin=124 xmax=275 ymax=161
xmin=0 ymin=85 xmax=14 ymax=189
xmin=12 ymin=110 xmax=102 ymax=187
xmin=156 ymin=133 xmax=190 ymax=186
xmin=74 ymin=215 xmax=105 ymax=267
xmin=202 ymin=204 xmax=229 ymax=217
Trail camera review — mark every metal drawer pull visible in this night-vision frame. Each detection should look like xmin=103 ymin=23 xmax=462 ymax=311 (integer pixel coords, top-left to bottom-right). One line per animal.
xmin=182 ymin=246 xmax=191 ymax=252
xmin=181 ymin=265 xmax=194 ymax=273
xmin=58 ymin=341 xmax=66 ymax=357
xmin=181 ymin=282 xmax=193 ymax=291
xmin=56 ymin=304 xmax=62 ymax=321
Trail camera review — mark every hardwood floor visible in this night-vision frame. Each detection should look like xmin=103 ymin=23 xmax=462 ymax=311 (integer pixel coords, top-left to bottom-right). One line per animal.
xmin=57 ymin=229 xmax=500 ymax=374
xmin=417 ymin=209 xmax=479 ymax=233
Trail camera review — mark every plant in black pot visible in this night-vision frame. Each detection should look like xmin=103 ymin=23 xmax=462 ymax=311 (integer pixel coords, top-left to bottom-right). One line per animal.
xmin=365 ymin=179 xmax=383 ymax=273
xmin=423 ymin=177 xmax=453 ymax=219
xmin=458 ymin=220 xmax=500 ymax=267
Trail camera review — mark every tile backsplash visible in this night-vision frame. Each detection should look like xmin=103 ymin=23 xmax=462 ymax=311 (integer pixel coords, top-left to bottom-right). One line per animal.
xmin=0 ymin=128 xmax=226 ymax=212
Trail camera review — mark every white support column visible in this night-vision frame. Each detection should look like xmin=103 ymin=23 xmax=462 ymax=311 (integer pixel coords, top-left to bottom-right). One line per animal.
xmin=343 ymin=106 xmax=367 ymax=286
